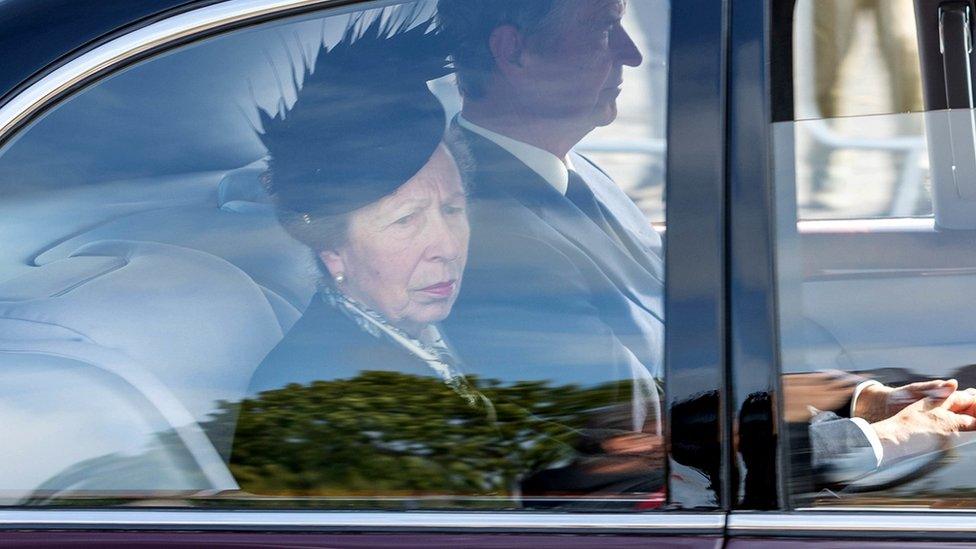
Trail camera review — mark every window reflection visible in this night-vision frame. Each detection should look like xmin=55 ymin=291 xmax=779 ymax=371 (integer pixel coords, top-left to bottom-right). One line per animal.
xmin=0 ymin=0 xmax=670 ymax=509
xmin=793 ymin=0 xmax=929 ymax=220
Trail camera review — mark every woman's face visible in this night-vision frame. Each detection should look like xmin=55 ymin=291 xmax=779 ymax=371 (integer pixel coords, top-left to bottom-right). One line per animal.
xmin=321 ymin=144 xmax=469 ymax=337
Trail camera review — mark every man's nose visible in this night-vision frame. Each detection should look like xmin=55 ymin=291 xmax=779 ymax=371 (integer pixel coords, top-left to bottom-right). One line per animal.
xmin=612 ymin=25 xmax=643 ymax=67
xmin=425 ymin=214 xmax=463 ymax=262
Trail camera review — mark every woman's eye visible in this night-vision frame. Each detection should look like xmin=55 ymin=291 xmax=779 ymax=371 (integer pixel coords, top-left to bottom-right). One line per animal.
xmin=443 ymin=205 xmax=465 ymax=216
xmin=393 ymin=213 xmax=416 ymax=226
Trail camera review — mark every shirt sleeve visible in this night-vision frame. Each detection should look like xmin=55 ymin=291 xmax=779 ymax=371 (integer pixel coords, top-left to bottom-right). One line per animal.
xmin=850 ymin=379 xmax=883 ymax=418
xmin=848 ymin=416 xmax=884 ymax=467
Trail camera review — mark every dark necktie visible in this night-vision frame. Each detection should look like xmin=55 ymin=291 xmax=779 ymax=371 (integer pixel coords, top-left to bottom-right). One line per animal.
xmin=565 ymin=169 xmax=623 ymax=247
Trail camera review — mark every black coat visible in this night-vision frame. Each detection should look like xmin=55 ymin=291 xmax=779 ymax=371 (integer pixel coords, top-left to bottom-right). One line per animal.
xmin=245 ymin=295 xmax=443 ymax=395
xmin=444 ymin=122 xmax=665 ymax=428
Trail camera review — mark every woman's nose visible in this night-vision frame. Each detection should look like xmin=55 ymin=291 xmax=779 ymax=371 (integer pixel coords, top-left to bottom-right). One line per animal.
xmin=425 ymin=213 xmax=463 ymax=262
xmin=612 ymin=25 xmax=643 ymax=67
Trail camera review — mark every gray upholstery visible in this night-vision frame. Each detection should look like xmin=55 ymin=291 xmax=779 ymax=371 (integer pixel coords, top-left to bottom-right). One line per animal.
xmin=34 ymin=204 xmax=315 ymax=327
xmin=0 ymin=162 xmax=349 ymax=495
xmin=0 ymin=342 xmax=236 ymax=500
xmin=803 ymin=276 xmax=976 ymax=378
xmin=216 ymin=161 xmax=271 ymax=206
xmin=10 ymin=161 xmax=316 ymax=332
xmin=0 ymin=240 xmax=285 ymax=425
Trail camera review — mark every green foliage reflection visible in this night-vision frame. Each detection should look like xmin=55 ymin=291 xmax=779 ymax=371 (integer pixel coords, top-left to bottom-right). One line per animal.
xmin=223 ymin=370 xmax=635 ymax=497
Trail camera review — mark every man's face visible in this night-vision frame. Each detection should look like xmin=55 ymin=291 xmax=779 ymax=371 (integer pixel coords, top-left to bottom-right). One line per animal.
xmin=519 ymin=0 xmax=643 ymax=130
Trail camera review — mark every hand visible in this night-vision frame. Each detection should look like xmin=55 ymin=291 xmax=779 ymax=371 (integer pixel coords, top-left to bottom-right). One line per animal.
xmin=782 ymin=371 xmax=861 ymax=422
xmin=593 ymin=433 xmax=665 ymax=474
xmin=855 ymin=379 xmax=958 ymax=423
xmin=871 ymin=381 xmax=976 ymax=464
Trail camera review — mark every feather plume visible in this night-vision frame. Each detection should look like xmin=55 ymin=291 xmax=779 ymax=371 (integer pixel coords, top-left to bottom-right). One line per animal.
xmin=254 ymin=6 xmax=451 ymax=222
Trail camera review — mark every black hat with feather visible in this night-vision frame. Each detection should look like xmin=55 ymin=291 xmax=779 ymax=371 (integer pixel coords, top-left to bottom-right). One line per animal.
xmin=256 ymin=8 xmax=451 ymax=226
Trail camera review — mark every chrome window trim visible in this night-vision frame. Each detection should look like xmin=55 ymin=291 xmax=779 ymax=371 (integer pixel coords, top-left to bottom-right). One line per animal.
xmin=797 ymin=217 xmax=935 ymax=234
xmin=0 ymin=0 xmax=350 ymax=142
xmin=0 ymin=511 xmax=725 ymax=533
xmin=728 ymin=511 xmax=976 ymax=536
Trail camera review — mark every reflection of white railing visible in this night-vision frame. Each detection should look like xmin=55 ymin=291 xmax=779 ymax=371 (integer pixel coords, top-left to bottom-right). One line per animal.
xmin=802 ymin=119 xmax=926 ymax=216
xmin=576 ymin=137 xmax=666 ymax=156
xmin=794 ymin=0 xmax=928 ymax=218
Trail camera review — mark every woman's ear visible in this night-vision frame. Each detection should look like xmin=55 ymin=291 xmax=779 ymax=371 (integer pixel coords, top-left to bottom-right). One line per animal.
xmin=319 ymin=249 xmax=346 ymax=281
xmin=489 ymin=24 xmax=526 ymax=78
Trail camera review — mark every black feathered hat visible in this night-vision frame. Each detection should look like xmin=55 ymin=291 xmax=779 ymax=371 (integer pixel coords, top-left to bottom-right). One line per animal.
xmin=257 ymin=9 xmax=452 ymax=223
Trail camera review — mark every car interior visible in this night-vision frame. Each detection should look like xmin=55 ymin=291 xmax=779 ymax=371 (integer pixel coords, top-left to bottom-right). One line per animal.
xmin=774 ymin=0 xmax=976 ymax=501
xmin=10 ymin=0 xmax=976 ymax=508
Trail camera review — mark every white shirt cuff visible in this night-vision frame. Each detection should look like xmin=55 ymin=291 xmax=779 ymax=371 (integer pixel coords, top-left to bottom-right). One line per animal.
xmin=850 ymin=379 xmax=883 ymax=418
xmin=849 ymin=417 xmax=884 ymax=467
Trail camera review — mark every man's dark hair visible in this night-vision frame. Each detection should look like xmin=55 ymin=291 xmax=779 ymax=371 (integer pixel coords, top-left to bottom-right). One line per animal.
xmin=436 ymin=0 xmax=567 ymax=99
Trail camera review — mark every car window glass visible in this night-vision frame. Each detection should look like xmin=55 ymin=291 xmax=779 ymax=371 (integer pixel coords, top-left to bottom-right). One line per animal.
xmin=0 ymin=0 xmax=670 ymax=510
xmin=776 ymin=0 xmax=976 ymax=508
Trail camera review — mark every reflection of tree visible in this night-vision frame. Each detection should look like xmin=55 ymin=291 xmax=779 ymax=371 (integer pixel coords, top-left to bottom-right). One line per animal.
xmin=217 ymin=371 xmax=640 ymax=497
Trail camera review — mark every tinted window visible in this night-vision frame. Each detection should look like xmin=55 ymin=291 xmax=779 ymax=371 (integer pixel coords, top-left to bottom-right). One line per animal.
xmin=777 ymin=0 xmax=976 ymax=508
xmin=0 ymin=0 xmax=670 ymax=510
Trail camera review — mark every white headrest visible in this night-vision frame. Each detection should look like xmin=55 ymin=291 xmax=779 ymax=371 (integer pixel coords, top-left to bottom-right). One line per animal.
xmin=0 ymin=341 xmax=236 ymax=497
xmin=31 ymin=205 xmax=316 ymax=312
xmin=216 ymin=159 xmax=270 ymax=207
xmin=0 ymin=240 xmax=284 ymax=423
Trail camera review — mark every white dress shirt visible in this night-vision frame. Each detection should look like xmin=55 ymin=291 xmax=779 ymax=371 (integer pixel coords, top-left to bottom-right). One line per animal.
xmin=457 ymin=115 xmax=573 ymax=195
xmin=850 ymin=380 xmax=885 ymax=466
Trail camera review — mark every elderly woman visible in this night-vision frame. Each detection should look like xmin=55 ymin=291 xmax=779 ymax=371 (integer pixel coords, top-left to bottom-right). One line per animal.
xmin=230 ymin=11 xmax=650 ymax=502
xmin=238 ymin=15 xmax=483 ymax=415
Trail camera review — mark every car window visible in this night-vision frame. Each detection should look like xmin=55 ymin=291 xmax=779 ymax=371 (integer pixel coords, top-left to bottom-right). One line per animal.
xmin=775 ymin=0 xmax=976 ymax=508
xmin=0 ymin=0 xmax=670 ymax=510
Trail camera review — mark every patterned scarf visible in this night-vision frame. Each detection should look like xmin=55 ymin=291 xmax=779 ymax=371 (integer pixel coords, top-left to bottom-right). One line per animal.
xmin=321 ymin=287 xmax=494 ymax=419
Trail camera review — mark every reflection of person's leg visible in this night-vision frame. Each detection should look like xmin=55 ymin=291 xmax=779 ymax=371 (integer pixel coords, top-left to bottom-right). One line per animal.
xmin=876 ymin=0 xmax=922 ymax=113
xmin=875 ymin=0 xmax=925 ymax=214
xmin=813 ymin=0 xmax=857 ymax=118
xmin=877 ymin=0 xmax=923 ymax=132
xmin=806 ymin=0 xmax=858 ymax=207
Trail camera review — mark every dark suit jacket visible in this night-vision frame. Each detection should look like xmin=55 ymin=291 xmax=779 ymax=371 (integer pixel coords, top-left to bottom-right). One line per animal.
xmin=444 ymin=122 xmax=665 ymax=425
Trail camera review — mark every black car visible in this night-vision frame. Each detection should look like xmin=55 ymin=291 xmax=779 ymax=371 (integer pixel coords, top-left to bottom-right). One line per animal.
xmin=2 ymin=0 xmax=976 ymax=546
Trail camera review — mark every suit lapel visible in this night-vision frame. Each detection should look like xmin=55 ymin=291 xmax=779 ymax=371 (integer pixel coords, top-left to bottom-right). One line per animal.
xmin=571 ymin=153 xmax=665 ymax=280
xmin=532 ymin=190 xmax=663 ymax=321
xmin=452 ymin=123 xmax=663 ymax=321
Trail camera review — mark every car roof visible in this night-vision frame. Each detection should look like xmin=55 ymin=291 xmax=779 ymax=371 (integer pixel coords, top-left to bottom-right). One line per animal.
xmin=0 ymin=0 xmax=213 ymax=106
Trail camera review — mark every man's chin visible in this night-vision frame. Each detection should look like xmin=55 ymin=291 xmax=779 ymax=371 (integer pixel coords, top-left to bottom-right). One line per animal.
xmin=592 ymin=101 xmax=619 ymax=128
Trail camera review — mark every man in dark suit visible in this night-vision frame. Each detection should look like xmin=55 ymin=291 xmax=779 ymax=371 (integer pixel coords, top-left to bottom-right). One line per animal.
xmin=436 ymin=0 xmax=976 ymax=494
xmin=436 ymin=0 xmax=663 ymax=446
